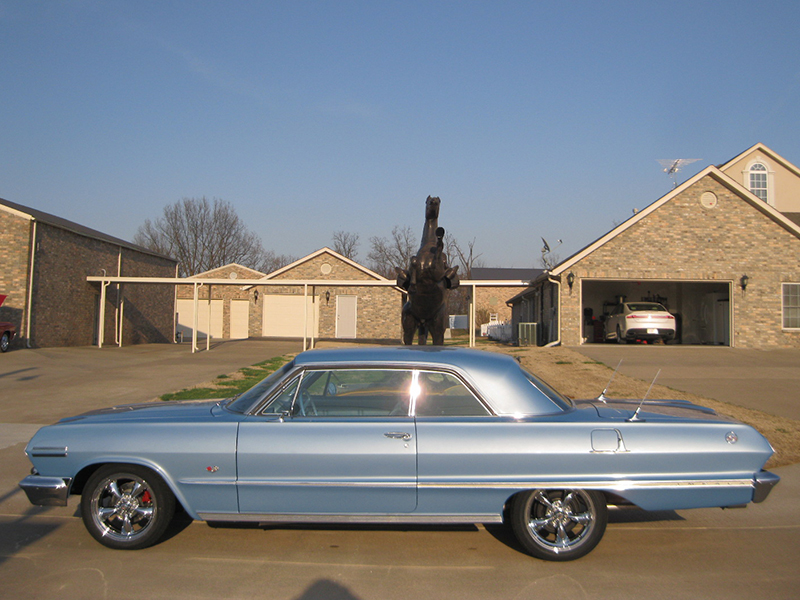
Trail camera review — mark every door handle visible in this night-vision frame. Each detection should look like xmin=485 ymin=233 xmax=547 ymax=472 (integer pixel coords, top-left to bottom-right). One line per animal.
xmin=384 ymin=431 xmax=412 ymax=440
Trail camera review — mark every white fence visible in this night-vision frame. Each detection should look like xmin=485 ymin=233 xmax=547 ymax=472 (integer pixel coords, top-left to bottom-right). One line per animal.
xmin=482 ymin=320 xmax=513 ymax=342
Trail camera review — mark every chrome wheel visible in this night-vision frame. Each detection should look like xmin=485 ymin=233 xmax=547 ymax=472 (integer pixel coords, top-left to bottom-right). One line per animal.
xmin=0 ymin=333 xmax=8 ymax=352
xmin=510 ymin=489 xmax=607 ymax=561
xmin=81 ymin=465 xmax=175 ymax=550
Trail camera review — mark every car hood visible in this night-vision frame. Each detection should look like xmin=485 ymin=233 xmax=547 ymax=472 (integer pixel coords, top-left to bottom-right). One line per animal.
xmin=57 ymin=398 xmax=225 ymax=424
xmin=575 ymin=399 xmax=733 ymax=422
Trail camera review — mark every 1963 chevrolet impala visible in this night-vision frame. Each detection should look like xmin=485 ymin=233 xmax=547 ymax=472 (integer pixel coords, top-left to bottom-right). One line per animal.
xmin=19 ymin=346 xmax=779 ymax=561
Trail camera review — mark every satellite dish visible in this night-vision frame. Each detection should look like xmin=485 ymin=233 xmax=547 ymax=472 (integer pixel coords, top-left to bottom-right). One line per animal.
xmin=657 ymin=158 xmax=701 ymax=188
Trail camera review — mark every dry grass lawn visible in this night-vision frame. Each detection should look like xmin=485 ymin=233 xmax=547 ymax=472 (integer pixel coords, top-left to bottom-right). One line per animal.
xmin=484 ymin=344 xmax=799 ymax=469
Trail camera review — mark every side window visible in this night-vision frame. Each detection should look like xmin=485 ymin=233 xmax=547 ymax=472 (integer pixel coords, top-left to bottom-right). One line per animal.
xmin=414 ymin=371 xmax=490 ymax=417
xmin=783 ymin=283 xmax=800 ymax=329
xmin=292 ymin=369 xmax=413 ymax=417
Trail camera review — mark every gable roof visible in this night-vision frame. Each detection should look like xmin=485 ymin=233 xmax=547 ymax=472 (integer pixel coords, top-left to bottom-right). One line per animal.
xmin=550 ymin=165 xmax=800 ymax=277
xmin=718 ymin=142 xmax=800 ymax=179
xmin=261 ymin=247 xmax=388 ymax=281
xmin=0 ymin=196 xmax=176 ymax=262
xmin=188 ymin=263 xmax=267 ymax=279
xmin=471 ymin=267 xmax=543 ymax=281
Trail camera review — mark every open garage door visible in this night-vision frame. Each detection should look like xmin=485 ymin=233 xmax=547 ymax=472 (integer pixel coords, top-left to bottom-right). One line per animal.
xmin=581 ymin=280 xmax=731 ymax=345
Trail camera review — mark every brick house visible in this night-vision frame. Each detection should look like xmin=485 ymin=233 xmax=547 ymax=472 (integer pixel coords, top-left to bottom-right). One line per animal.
xmin=0 ymin=197 xmax=177 ymax=349
xmin=175 ymin=248 xmax=403 ymax=341
xmin=509 ymin=143 xmax=800 ymax=349
xmin=470 ymin=267 xmax=541 ymax=324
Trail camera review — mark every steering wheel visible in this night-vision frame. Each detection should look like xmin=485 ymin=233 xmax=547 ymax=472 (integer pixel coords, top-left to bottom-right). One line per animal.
xmin=299 ymin=390 xmax=318 ymax=416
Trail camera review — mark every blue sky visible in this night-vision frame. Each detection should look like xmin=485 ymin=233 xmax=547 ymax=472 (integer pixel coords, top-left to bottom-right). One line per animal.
xmin=2 ymin=1 xmax=799 ymax=268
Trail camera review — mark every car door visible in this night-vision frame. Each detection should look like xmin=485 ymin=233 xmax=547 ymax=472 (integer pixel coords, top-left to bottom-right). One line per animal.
xmin=236 ymin=367 xmax=417 ymax=515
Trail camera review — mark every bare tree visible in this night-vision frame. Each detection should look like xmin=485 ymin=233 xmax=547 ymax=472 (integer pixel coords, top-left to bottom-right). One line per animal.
xmin=134 ymin=197 xmax=268 ymax=276
xmin=367 ymin=226 xmax=417 ymax=279
xmin=258 ymin=250 xmax=298 ymax=274
xmin=446 ymin=236 xmax=484 ymax=279
xmin=332 ymin=231 xmax=360 ymax=260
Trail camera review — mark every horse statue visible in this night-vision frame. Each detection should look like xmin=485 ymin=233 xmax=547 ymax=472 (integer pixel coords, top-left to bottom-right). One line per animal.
xmin=396 ymin=196 xmax=460 ymax=345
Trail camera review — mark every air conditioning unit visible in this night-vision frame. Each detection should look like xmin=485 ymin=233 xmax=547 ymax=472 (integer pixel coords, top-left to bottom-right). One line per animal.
xmin=518 ymin=322 xmax=538 ymax=346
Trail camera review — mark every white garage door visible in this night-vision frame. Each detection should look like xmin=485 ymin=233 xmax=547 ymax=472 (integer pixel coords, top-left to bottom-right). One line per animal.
xmin=262 ymin=295 xmax=319 ymax=337
xmin=230 ymin=300 xmax=250 ymax=339
xmin=176 ymin=299 xmax=223 ymax=339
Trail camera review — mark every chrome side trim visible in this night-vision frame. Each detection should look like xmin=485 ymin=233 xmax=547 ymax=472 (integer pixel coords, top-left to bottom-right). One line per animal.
xmin=18 ymin=475 xmax=72 ymax=506
xmin=197 ymin=512 xmax=503 ymax=524
xmin=234 ymin=480 xmax=415 ymax=488
xmin=417 ymin=478 xmax=754 ymax=491
xmin=29 ymin=446 xmax=68 ymax=457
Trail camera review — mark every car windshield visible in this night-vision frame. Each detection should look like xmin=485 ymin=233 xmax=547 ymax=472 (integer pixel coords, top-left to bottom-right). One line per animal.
xmin=627 ymin=303 xmax=667 ymax=312
xmin=226 ymin=360 xmax=296 ymax=413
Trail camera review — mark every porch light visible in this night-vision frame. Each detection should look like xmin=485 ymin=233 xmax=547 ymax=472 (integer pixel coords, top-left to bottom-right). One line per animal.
xmin=740 ymin=274 xmax=749 ymax=291
xmin=566 ymin=272 xmax=575 ymax=290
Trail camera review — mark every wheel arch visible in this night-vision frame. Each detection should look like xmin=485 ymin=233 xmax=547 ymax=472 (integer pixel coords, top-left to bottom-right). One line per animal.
xmin=70 ymin=460 xmax=191 ymax=515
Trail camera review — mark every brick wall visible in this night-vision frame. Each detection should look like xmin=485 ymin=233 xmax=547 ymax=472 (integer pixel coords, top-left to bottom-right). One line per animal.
xmin=269 ymin=252 xmax=401 ymax=340
xmin=560 ymin=174 xmax=800 ymax=348
xmin=29 ymin=223 xmax=175 ymax=347
xmin=0 ymin=211 xmax=32 ymax=349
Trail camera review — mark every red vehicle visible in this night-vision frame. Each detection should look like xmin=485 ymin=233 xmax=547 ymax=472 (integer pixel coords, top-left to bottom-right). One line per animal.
xmin=0 ymin=294 xmax=16 ymax=352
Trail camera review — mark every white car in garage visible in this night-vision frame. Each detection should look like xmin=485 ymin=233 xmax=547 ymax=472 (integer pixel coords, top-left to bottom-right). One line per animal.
xmin=604 ymin=302 xmax=676 ymax=344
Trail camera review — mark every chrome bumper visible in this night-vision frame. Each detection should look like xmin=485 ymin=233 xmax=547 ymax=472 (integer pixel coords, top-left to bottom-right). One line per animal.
xmin=753 ymin=470 xmax=780 ymax=503
xmin=18 ymin=475 xmax=72 ymax=507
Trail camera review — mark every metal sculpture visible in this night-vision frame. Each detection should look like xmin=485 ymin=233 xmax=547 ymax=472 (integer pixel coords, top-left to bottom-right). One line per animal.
xmin=396 ymin=196 xmax=460 ymax=345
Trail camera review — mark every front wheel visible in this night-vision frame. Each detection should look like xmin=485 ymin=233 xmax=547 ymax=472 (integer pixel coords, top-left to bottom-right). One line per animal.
xmin=509 ymin=489 xmax=608 ymax=561
xmin=81 ymin=464 xmax=175 ymax=550
xmin=0 ymin=332 xmax=9 ymax=352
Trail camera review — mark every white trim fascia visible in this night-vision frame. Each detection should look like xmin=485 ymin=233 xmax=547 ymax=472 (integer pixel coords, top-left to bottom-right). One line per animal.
xmin=551 ymin=166 xmax=800 ymax=276
xmin=187 ymin=263 xmax=267 ymax=279
xmin=262 ymin=247 xmax=388 ymax=281
xmin=0 ymin=203 xmax=34 ymax=220
xmin=719 ymin=142 xmax=800 ymax=180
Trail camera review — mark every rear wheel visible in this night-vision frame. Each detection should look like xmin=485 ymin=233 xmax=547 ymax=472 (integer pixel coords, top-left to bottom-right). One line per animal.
xmin=81 ymin=464 xmax=175 ymax=550
xmin=0 ymin=332 xmax=9 ymax=352
xmin=510 ymin=489 xmax=608 ymax=561
xmin=615 ymin=325 xmax=626 ymax=344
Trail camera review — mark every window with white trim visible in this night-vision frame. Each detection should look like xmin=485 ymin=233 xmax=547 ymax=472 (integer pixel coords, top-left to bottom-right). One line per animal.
xmin=783 ymin=283 xmax=800 ymax=329
xmin=749 ymin=162 xmax=768 ymax=202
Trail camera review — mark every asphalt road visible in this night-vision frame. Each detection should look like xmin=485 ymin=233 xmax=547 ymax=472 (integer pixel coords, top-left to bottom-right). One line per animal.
xmin=1 ymin=341 xmax=797 ymax=599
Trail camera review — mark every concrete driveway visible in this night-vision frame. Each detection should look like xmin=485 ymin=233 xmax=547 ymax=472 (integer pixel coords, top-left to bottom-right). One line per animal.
xmin=574 ymin=345 xmax=800 ymax=421
xmin=0 ymin=339 xmax=302 ymax=447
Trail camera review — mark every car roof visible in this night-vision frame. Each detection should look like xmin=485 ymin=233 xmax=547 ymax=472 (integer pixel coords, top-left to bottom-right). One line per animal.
xmin=294 ymin=346 xmax=566 ymax=415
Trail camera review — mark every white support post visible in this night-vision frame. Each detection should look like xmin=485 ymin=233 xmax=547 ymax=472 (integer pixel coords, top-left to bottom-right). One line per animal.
xmin=192 ymin=282 xmax=199 ymax=354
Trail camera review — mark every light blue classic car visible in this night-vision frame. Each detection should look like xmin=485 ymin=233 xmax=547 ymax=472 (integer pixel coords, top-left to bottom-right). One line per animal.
xmin=19 ymin=346 xmax=779 ymax=561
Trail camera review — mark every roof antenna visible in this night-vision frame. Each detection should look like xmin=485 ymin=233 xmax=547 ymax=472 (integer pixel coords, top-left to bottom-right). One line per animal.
xmin=627 ymin=369 xmax=661 ymax=422
xmin=596 ymin=359 xmax=623 ymax=403
xmin=657 ymin=159 xmax=701 ymax=188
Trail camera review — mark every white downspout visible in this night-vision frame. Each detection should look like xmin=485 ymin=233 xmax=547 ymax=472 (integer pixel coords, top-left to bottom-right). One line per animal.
xmin=25 ymin=220 xmax=37 ymax=347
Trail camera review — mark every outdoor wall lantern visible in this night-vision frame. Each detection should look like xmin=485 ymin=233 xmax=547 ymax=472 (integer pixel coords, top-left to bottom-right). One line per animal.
xmin=566 ymin=272 xmax=576 ymax=290
xmin=325 ymin=291 xmax=331 ymax=304
xmin=253 ymin=290 xmax=259 ymax=302
xmin=740 ymin=274 xmax=749 ymax=291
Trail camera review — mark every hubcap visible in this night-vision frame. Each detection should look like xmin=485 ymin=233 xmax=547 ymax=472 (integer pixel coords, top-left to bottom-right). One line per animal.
xmin=91 ymin=475 xmax=155 ymax=540
xmin=527 ymin=490 xmax=594 ymax=553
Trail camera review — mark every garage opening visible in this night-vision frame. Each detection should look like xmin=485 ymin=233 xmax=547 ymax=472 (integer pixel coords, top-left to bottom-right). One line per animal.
xmin=581 ymin=280 xmax=731 ymax=346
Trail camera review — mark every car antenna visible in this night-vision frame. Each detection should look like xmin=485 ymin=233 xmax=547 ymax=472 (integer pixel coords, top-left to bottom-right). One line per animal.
xmin=627 ymin=369 xmax=661 ymax=422
xmin=596 ymin=359 xmax=623 ymax=403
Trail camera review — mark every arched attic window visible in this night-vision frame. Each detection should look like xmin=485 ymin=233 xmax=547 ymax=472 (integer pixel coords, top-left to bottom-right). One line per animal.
xmin=749 ymin=162 xmax=769 ymax=202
